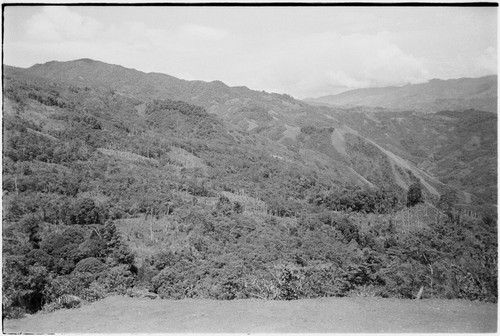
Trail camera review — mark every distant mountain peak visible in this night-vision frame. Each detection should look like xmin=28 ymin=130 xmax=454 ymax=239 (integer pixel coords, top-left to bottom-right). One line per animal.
xmin=209 ymin=80 xmax=229 ymax=88
xmin=76 ymin=58 xmax=98 ymax=63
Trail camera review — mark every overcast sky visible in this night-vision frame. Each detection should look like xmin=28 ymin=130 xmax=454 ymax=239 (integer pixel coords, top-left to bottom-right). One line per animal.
xmin=4 ymin=5 xmax=497 ymax=98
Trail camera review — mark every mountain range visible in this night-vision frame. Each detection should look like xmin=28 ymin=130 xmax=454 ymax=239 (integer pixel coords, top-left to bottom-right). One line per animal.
xmin=305 ymin=76 xmax=497 ymax=114
xmin=4 ymin=59 xmax=497 ymax=207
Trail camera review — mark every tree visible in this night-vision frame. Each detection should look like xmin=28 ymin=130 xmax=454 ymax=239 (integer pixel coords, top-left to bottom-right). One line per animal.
xmin=19 ymin=216 xmax=42 ymax=249
xmin=215 ymin=196 xmax=233 ymax=216
xmin=438 ymin=190 xmax=458 ymax=213
xmin=101 ymin=222 xmax=135 ymax=266
xmin=73 ymin=257 xmax=105 ymax=274
xmin=407 ymin=182 xmax=424 ymax=207
xmin=69 ymin=198 xmax=102 ymax=225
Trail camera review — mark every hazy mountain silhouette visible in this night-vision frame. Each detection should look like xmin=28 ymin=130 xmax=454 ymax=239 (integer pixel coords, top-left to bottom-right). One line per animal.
xmin=305 ymin=76 xmax=497 ymax=113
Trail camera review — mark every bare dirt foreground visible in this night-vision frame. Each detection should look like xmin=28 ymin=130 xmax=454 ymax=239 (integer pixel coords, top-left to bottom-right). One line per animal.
xmin=3 ymin=295 xmax=497 ymax=333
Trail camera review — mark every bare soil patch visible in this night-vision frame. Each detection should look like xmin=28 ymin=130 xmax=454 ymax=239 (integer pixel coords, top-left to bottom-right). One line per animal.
xmin=3 ymin=295 xmax=497 ymax=333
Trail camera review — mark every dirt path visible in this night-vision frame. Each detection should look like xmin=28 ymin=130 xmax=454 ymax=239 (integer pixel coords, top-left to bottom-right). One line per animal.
xmin=3 ymin=295 xmax=497 ymax=333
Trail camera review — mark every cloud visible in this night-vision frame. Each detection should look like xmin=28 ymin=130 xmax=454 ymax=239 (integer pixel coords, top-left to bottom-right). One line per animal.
xmin=476 ymin=46 xmax=497 ymax=74
xmin=423 ymin=46 xmax=497 ymax=81
xmin=25 ymin=7 xmax=169 ymax=49
xmin=9 ymin=7 xmax=230 ymax=73
xmin=228 ymin=31 xmax=429 ymax=98
xmin=25 ymin=6 xmax=102 ymax=41
xmin=5 ymin=7 xmax=494 ymax=99
xmin=179 ymin=24 xmax=228 ymax=40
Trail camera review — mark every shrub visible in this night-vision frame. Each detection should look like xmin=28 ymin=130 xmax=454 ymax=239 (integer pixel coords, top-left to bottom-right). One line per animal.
xmin=44 ymin=274 xmax=106 ymax=309
xmin=407 ymin=182 xmax=424 ymax=207
xmin=98 ymin=265 xmax=136 ymax=294
xmin=151 ymin=250 xmax=178 ymax=270
xmin=53 ymin=258 xmax=76 ymax=275
xmin=15 ymin=216 xmax=42 ymax=248
xmin=69 ymin=198 xmax=102 ymax=225
xmin=73 ymin=257 xmax=105 ymax=274
xmin=80 ymin=282 xmax=107 ymax=302
xmin=25 ymin=249 xmax=55 ymax=269
xmin=150 ymin=266 xmax=197 ymax=299
xmin=215 ymin=196 xmax=233 ymax=216
xmin=40 ymin=233 xmax=68 ymax=256
xmin=266 ymin=264 xmax=305 ymax=300
xmin=193 ymin=266 xmax=248 ymax=300
xmin=62 ymin=226 xmax=86 ymax=244
xmin=302 ymin=265 xmax=352 ymax=298
xmin=137 ymin=264 xmax=160 ymax=284
xmin=151 ymin=268 xmax=182 ymax=299
xmin=233 ymin=201 xmax=244 ymax=214
xmin=3 ymin=262 xmax=50 ymax=315
xmin=77 ymin=238 xmax=107 ymax=260
xmin=3 ymin=306 xmax=26 ymax=319
xmin=45 ymin=272 xmax=97 ymax=302
xmin=102 ymin=222 xmax=135 ymax=266
xmin=379 ymin=259 xmax=427 ymax=299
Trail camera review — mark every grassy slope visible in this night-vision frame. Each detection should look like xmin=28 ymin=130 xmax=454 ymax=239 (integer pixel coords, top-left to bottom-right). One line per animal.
xmin=4 ymin=295 xmax=497 ymax=333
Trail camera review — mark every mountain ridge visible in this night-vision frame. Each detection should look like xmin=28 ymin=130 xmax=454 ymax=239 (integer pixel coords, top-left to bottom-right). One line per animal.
xmin=305 ymin=75 xmax=497 ymax=113
xmin=5 ymin=58 xmax=495 ymax=205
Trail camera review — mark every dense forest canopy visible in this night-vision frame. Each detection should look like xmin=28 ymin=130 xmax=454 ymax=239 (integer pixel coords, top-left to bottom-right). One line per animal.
xmin=2 ymin=61 xmax=497 ymax=319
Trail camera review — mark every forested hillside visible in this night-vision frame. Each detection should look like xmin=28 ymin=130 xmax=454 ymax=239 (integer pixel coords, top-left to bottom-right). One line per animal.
xmin=16 ymin=59 xmax=453 ymax=197
xmin=2 ymin=60 xmax=497 ymax=319
xmin=326 ymin=108 xmax=497 ymax=206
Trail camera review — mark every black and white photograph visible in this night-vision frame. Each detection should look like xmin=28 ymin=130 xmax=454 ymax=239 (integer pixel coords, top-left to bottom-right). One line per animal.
xmin=2 ymin=3 xmax=498 ymax=333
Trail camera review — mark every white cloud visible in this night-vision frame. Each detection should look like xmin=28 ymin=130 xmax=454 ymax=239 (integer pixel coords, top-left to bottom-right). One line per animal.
xmin=476 ymin=46 xmax=497 ymax=74
xmin=8 ymin=7 xmax=232 ymax=74
xmin=423 ymin=46 xmax=498 ymax=81
xmin=227 ymin=31 xmax=429 ymax=98
xmin=25 ymin=6 xmax=102 ymax=41
xmin=179 ymin=24 xmax=228 ymax=40
xmin=4 ymin=7 xmax=495 ymax=99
